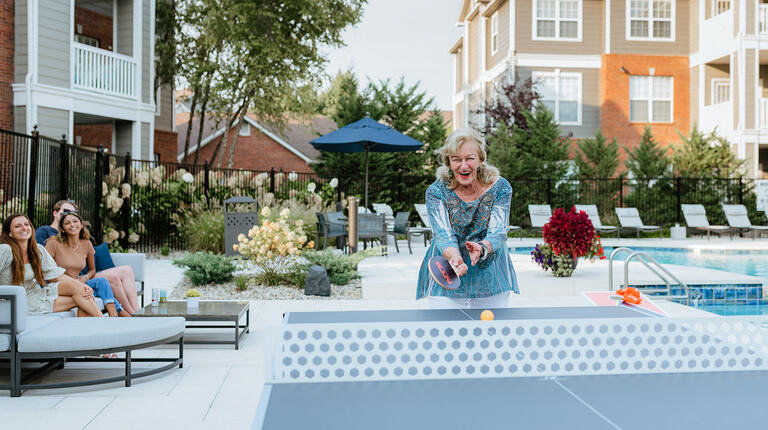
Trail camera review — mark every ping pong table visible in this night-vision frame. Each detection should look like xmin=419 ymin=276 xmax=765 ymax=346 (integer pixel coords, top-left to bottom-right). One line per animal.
xmin=254 ymin=306 xmax=768 ymax=430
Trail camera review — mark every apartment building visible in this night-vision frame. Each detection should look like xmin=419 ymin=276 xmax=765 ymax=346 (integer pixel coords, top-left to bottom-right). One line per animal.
xmin=0 ymin=0 xmax=175 ymax=160
xmin=452 ymin=0 xmax=768 ymax=178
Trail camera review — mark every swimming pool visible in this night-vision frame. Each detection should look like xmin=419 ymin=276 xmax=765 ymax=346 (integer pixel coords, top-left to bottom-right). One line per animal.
xmin=512 ymin=246 xmax=768 ymax=279
xmin=511 ymin=246 xmax=768 ymax=316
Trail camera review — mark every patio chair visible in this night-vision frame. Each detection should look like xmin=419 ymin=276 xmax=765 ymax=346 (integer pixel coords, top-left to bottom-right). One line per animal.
xmin=681 ymin=204 xmax=731 ymax=240
xmin=722 ymin=204 xmax=768 ymax=238
xmin=528 ymin=204 xmax=552 ymax=233
xmin=316 ymin=212 xmax=347 ymax=250
xmin=387 ymin=211 xmax=417 ymax=254
xmin=614 ymin=207 xmax=662 ymax=238
xmin=574 ymin=204 xmax=618 ymax=237
xmin=413 ymin=204 xmax=433 ymax=244
xmin=358 ymin=213 xmax=387 ymax=254
xmin=372 ymin=203 xmax=395 ymax=231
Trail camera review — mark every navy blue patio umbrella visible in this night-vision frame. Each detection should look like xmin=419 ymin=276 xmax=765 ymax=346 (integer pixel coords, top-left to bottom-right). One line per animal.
xmin=310 ymin=117 xmax=424 ymax=208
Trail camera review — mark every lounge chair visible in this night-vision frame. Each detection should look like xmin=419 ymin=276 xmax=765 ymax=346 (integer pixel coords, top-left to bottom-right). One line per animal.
xmin=681 ymin=204 xmax=731 ymax=239
xmin=372 ymin=203 xmax=395 ymax=231
xmin=722 ymin=204 xmax=768 ymax=238
xmin=413 ymin=204 xmax=433 ymax=244
xmin=615 ymin=207 xmax=662 ymax=238
xmin=574 ymin=204 xmax=618 ymax=237
xmin=528 ymin=205 xmax=552 ymax=233
xmin=387 ymin=212 xmax=419 ymax=254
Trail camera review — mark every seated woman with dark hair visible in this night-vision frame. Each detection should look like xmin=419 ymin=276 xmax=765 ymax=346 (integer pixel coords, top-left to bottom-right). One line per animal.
xmin=46 ymin=210 xmax=131 ymax=317
xmin=0 ymin=213 xmax=103 ymax=316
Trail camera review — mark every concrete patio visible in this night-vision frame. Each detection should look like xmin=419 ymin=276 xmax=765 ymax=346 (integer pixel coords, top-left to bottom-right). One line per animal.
xmin=2 ymin=236 xmax=767 ymax=429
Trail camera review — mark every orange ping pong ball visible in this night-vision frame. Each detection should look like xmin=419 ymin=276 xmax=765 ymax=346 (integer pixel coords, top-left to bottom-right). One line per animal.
xmin=480 ymin=310 xmax=494 ymax=321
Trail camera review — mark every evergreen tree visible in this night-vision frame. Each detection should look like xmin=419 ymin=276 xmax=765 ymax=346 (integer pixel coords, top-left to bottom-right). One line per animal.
xmin=673 ymin=126 xmax=744 ymax=178
xmin=486 ymin=120 xmax=519 ymax=180
xmin=507 ymin=106 xmax=570 ymax=180
xmin=625 ymin=127 xmax=670 ymax=179
xmin=575 ymin=131 xmax=620 ymax=178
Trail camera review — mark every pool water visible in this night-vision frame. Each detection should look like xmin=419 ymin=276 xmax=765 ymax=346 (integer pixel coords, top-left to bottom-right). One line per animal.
xmin=692 ymin=302 xmax=768 ymax=316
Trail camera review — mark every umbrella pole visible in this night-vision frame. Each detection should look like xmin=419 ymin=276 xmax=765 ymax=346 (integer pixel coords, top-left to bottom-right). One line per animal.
xmin=364 ymin=147 xmax=369 ymax=209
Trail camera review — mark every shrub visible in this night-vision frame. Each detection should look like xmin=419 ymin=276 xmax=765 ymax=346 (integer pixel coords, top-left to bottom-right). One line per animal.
xmin=185 ymin=211 xmax=225 ymax=254
xmin=299 ymin=247 xmax=382 ymax=285
xmin=173 ymin=252 xmax=236 ymax=286
xmin=235 ymin=276 xmax=248 ymax=291
xmin=160 ymin=245 xmax=170 ymax=256
xmin=185 ymin=288 xmax=201 ymax=297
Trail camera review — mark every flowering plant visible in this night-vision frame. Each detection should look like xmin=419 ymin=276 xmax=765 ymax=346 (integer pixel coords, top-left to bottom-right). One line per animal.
xmin=234 ymin=207 xmax=315 ymax=285
xmin=532 ymin=206 xmax=605 ymax=276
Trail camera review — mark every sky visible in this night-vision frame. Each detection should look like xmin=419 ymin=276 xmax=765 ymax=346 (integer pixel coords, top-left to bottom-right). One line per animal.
xmin=324 ymin=0 xmax=464 ymax=111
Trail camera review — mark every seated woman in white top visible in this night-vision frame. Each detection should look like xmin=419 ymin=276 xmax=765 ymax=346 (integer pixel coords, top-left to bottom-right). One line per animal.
xmin=0 ymin=213 xmax=103 ymax=316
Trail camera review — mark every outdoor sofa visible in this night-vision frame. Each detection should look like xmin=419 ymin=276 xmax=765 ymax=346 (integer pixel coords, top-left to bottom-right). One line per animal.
xmin=0 ymin=286 xmax=184 ymax=397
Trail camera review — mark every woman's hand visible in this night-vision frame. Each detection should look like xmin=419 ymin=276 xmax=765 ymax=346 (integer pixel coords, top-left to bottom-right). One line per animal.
xmin=448 ymin=255 xmax=468 ymax=277
xmin=465 ymin=241 xmax=484 ymax=266
xmin=81 ymin=284 xmax=94 ymax=299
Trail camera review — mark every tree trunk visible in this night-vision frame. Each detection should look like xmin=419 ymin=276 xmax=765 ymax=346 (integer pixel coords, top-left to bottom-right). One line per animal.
xmin=226 ymin=95 xmax=252 ymax=169
xmin=210 ymin=102 xmax=234 ymax=168
xmin=181 ymin=91 xmax=198 ymax=164
xmin=192 ymin=80 xmax=212 ymax=165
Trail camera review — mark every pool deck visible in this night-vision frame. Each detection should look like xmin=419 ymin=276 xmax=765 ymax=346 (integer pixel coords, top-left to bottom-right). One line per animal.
xmin=2 ymin=237 xmax=767 ymax=429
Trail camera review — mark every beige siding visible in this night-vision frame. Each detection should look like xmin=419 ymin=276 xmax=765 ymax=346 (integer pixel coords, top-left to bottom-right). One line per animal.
xmin=37 ymin=0 xmax=70 ymax=87
xmin=116 ymin=0 xmax=133 ymax=56
xmin=455 ymin=49 xmax=463 ymax=92
xmin=37 ymin=107 xmax=68 ymax=139
xmin=14 ymin=0 xmax=28 ymax=83
xmin=155 ymin=85 xmax=174 ymax=131
xmin=14 ymin=106 xmax=27 ymax=134
xmin=745 ymin=49 xmax=756 ymax=129
xmin=733 ymin=51 xmax=739 ymax=129
xmin=455 ymin=100 xmax=465 ymax=128
xmin=690 ymin=66 xmax=698 ymax=127
xmin=689 ymin=0 xmax=698 ymax=53
xmin=733 ymin=0 xmax=738 ymax=37
xmin=746 ymin=0 xmax=755 ymax=34
xmin=704 ymin=64 xmax=729 ymax=106
xmin=517 ymin=66 xmax=600 ymax=138
xmin=115 ymin=120 xmax=132 ymax=156
xmin=141 ymin=122 xmax=150 ymax=159
xmin=468 ymin=15 xmax=481 ymax=83
xmin=142 ymin=0 xmax=151 ymax=104
xmin=610 ymin=0 xmax=689 ymax=55
xmin=486 ymin=2 xmax=510 ymax=70
xmin=516 ymin=0 xmax=603 ymax=55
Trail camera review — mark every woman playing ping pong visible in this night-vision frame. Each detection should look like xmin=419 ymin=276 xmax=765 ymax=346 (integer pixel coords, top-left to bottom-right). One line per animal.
xmin=417 ymin=127 xmax=518 ymax=308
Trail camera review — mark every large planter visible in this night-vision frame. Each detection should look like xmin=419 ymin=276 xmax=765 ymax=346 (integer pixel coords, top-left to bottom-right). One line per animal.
xmin=550 ymin=255 xmax=579 ymax=277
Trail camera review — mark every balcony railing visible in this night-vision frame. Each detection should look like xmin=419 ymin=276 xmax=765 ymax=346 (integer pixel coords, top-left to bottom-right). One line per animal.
xmin=72 ymin=42 xmax=136 ymax=99
xmin=760 ymin=5 xmax=768 ymax=33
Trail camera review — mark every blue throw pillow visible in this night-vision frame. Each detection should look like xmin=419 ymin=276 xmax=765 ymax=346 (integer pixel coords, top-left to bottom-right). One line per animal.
xmin=80 ymin=243 xmax=117 ymax=275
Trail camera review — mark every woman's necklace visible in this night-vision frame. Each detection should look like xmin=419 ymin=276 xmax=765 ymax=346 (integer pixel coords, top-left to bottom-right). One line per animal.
xmin=69 ymin=238 xmax=80 ymax=252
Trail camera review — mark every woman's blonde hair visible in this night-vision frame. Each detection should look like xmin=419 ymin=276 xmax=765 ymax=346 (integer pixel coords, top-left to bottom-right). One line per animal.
xmin=435 ymin=127 xmax=499 ymax=189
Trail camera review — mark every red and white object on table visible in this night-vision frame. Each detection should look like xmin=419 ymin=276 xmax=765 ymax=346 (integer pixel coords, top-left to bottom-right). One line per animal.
xmin=582 ymin=291 xmax=667 ymax=316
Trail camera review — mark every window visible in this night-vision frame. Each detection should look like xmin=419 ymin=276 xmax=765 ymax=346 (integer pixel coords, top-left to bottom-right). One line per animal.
xmin=629 ymin=75 xmax=673 ymax=123
xmin=490 ymin=12 xmax=499 ymax=54
xmin=533 ymin=0 xmax=581 ymax=41
xmin=627 ymin=0 xmax=674 ymax=41
xmin=711 ymin=79 xmax=730 ymax=104
xmin=75 ymin=34 xmax=99 ymax=48
xmin=239 ymin=122 xmax=250 ymax=136
xmin=532 ymin=70 xmax=582 ymax=125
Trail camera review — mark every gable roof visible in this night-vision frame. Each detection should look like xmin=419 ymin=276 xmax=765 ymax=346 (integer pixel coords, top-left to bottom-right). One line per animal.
xmin=176 ymin=114 xmax=335 ymax=163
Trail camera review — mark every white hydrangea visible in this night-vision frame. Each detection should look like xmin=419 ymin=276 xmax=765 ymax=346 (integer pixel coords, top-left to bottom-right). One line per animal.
xmin=288 ymin=172 xmax=298 ymax=182
xmin=329 ymin=178 xmax=338 ymax=188
xmin=307 ymin=182 xmax=316 ymax=193
xmin=182 ymin=172 xmax=194 ymax=183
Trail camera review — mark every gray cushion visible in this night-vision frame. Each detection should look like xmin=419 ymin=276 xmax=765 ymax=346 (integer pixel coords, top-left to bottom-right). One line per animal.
xmin=0 ymin=315 xmax=60 ymax=352
xmin=17 ymin=317 xmax=185 ymax=353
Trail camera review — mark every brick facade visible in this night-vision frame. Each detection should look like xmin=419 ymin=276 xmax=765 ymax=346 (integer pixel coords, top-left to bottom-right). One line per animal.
xmin=74 ymin=7 xmax=113 ymax=51
xmin=74 ymin=124 xmax=112 ymax=149
xmin=154 ymin=129 xmax=178 ymax=162
xmin=0 ymin=0 xmax=13 ymax=130
xmin=600 ymin=54 xmax=690 ymax=169
xmin=193 ymin=125 xmax=315 ymax=173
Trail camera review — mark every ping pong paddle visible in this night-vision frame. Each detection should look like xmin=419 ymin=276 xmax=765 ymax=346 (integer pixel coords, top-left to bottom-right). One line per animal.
xmin=427 ymin=256 xmax=460 ymax=291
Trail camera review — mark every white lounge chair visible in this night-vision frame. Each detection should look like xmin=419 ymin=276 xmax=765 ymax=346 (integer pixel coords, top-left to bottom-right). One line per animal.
xmin=722 ymin=204 xmax=768 ymax=238
xmin=372 ymin=203 xmax=395 ymax=231
xmin=574 ymin=204 xmax=618 ymax=237
xmin=615 ymin=207 xmax=662 ymax=238
xmin=413 ymin=204 xmax=433 ymax=244
xmin=681 ymin=204 xmax=731 ymax=240
xmin=528 ymin=205 xmax=552 ymax=232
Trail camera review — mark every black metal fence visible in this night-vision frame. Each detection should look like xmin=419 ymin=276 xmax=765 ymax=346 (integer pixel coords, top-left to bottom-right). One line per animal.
xmin=0 ymin=127 xmax=764 ymax=253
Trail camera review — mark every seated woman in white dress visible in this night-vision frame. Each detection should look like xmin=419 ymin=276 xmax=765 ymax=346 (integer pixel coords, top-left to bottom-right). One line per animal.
xmin=0 ymin=213 xmax=103 ymax=316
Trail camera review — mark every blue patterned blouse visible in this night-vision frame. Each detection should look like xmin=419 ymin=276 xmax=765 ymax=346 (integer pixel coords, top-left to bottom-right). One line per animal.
xmin=416 ymin=177 xmax=519 ymax=299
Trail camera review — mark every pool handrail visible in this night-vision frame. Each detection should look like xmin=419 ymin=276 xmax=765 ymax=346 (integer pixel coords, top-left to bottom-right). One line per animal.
xmin=608 ymin=247 xmax=690 ymax=305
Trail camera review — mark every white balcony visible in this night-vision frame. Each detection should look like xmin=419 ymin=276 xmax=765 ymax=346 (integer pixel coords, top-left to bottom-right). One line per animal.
xmin=701 ymin=101 xmax=733 ymax=134
xmin=72 ymin=42 xmax=137 ymax=99
xmin=701 ymin=9 xmax=733 ymax=61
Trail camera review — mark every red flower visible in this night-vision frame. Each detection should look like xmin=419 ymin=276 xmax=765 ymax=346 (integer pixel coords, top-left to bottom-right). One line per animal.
xmin=541 ymin=206 xmax=599 ymax=259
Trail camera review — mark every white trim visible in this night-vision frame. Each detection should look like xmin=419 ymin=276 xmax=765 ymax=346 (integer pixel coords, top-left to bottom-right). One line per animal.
xmin=531 ymin=69 xmax=583 ymax=126
xmin=628 ymin=75 xmax=674 ymax=123
xmin=150 ymin=0 xmax=156 ymax=108
xmin=516 ymin=53 xmax=601 ymax=68
xmin=605 ymin=0 xmax=611 ymax=53
xmin=625 ymin=0 xmax=676 ymax=42
xmin=239 ymin=122 xmax=251 ymax=136
xmin=532 ymin=0 xmax=583 ymax=42
xmin=711 ymin=78 xmax=730 ymax=104
xmin=480 ymin=59 xmax=510 ymax=82
xmin=490 ymin=11 xmax=499 ymax=55
xmin=178 ymin=116 xmax=315 ymax=164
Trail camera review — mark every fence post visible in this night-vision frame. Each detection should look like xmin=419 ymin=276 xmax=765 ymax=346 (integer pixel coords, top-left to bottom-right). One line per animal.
xmin=618 ymin=175 xmax=624 ymax=208
xmin=94 ymin=146 xmax=104 ymax=244
xmin=675 ymin=177 xmax=682 ymax=225
xmin=59 ymin=134 xmax=69 ymax=202
xmin=26 ymin=126 xmax=39 ymax=224
xmin=204 ymin=161 xmax=210 ymax=209
xmin=269 ymin=167 xmax=276 ymax=194
xmin=120 ymin=153 xmax=132 ymax=249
